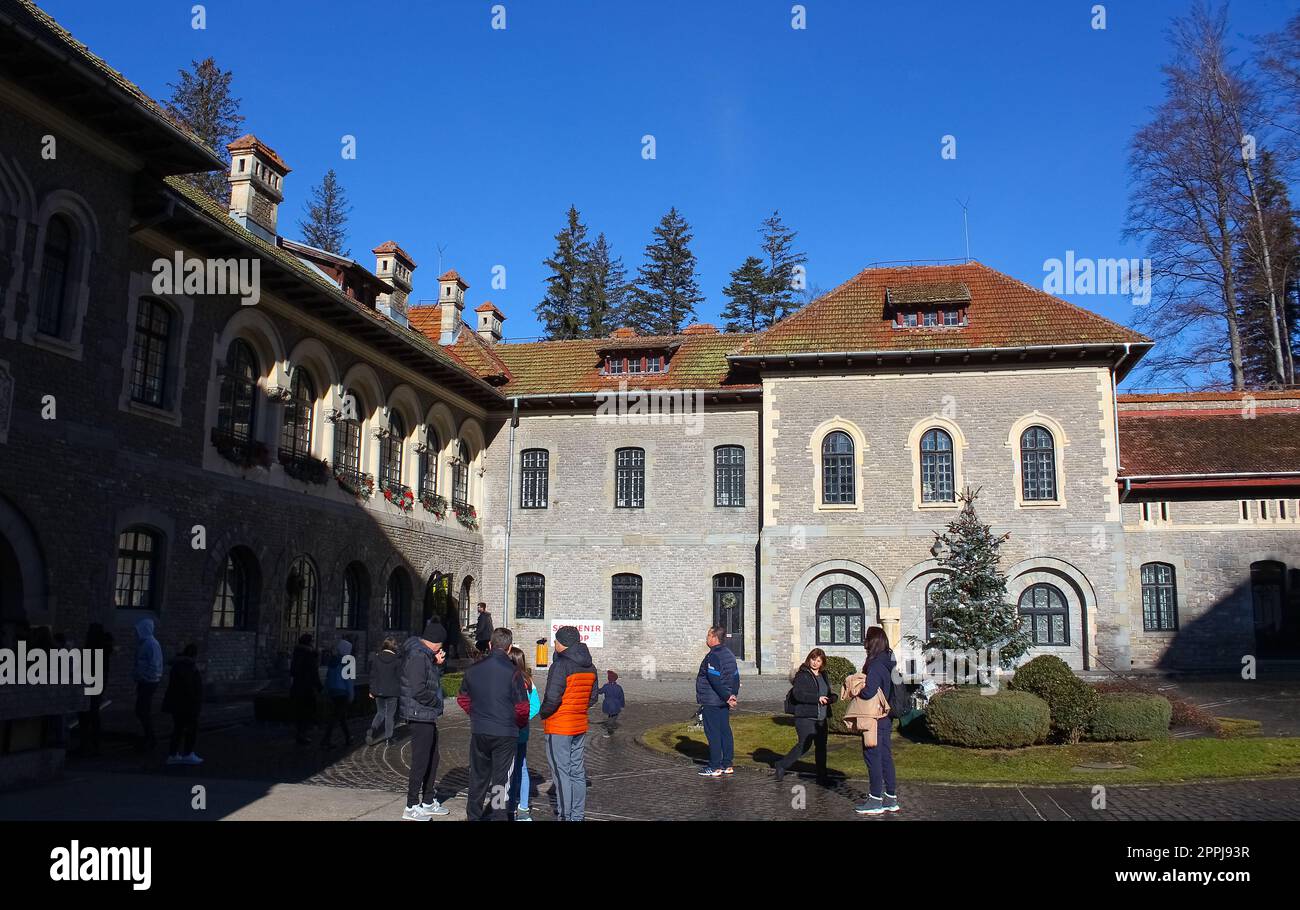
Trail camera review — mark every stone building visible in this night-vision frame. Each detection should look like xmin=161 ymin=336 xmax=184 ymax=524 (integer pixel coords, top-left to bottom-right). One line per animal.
xmin=1 ymin=0 xmax=1298 ymax=781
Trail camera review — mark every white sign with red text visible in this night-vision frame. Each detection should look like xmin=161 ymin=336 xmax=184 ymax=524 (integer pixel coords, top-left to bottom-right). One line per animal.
xmin=549 ymin=620 xmax=604 ymax=648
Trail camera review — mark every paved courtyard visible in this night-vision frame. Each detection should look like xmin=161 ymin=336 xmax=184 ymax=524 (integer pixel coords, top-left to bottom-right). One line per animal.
xmin=2 ymin=674 xmax=1298 ymax=821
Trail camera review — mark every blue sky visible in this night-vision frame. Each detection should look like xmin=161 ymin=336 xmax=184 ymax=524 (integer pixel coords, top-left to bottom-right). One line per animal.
xmin=42 ymin=0 xmax=1298 ymax=362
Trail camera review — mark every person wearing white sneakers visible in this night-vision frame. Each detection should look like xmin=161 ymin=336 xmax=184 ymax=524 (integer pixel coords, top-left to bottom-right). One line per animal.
xmin=398 ymin=622 xmax=451 ymax=820
xmin=162 ymin=643 xmax=204 ymax=767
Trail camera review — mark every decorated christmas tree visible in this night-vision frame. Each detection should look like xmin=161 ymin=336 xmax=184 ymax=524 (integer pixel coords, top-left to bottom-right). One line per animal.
xmin=911 ymin=487 xmax=1031 ymax=667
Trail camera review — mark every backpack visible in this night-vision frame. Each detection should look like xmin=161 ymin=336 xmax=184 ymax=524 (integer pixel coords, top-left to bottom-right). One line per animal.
xmin=887 ymin=671 xmax=911 ymax=720
xmin=783 ymin=687 xmax=797 ymax=716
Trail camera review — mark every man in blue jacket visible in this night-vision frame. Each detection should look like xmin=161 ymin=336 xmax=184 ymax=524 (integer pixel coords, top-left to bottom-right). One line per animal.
xmin=132 ymin=617 xmax=163 ymax=751
xmin=457 ymin=626 xmax=529 ymax=821
xmin=695 ymin=625 xmax=739 ymax=777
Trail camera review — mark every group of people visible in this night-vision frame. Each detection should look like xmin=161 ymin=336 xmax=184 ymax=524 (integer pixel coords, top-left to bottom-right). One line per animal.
xmin=697 ymin=623 xmax=900 ymax=816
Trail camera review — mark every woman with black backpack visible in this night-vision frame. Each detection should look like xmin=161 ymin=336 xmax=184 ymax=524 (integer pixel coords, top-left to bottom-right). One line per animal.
xmin=854 ymin=626 xmax=899 ymax=816
xmin=774 ymin=648 xmax=837 ymax=784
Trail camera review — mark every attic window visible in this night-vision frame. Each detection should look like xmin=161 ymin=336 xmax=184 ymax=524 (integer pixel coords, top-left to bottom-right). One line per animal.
xmin=603 ymin=352 xmax=668 ymax=375
xmin=894 ymin=307 xmax=967 ymax=329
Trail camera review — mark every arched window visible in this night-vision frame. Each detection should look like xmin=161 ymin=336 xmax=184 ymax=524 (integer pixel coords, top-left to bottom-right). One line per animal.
xmin=516 ymin=572 xmax=545 ymax=619
xmin=212 ymin=548 xmax=256 ymax=629
xmin=615 ymin=447 xmax=645 ymax=509
xmin=1140 ymin=562 xmax=1177 ymax=632
xmin=520 ymin=449 xmax=549 ymax=509
xmin=714 ymin=445 xmax=745 ymax=507
xmin=37 ymin=214 xmax=72 ymax=337
xmin=339 ymin=562 xmax=369 ymax=630
xmin=380 ymin=412 xmax=406 ymax=488
xmin=418 ymin=426 xmax=440 ymax=498
xmin=130 ymin=298 xmax=173 ymax=408
xmin=1018 ymin=583 xmax=1068 ymax=646
xmin=920 ymin=428 xmax=955 ymax=503
xmin=821 ymin=432 xmax=854 ymax=504
xmin=217 ymin=339 xmax=259 ymax=443
xmin=1020 ymin=426 xmax=1057 ymax=501
xmin=332 ymin=388 xmax=363 ymax=480
xmin=816 ymin=584 xmax=864 ymax=645
xmin=285 ymin=556 xmax=319 ymax=633
xmin=452 ymin=439 xmax=471 ymax=507
xmin=383 ymin=569 xmax=409 ymax=630
xmin=114 ymin=526 xmax=161 ymax=610
xmin=279 ymin=368 xmax=315 ymax=462
xmin=924 ymin=578 xmax=945 ymax=640
xmin=611 ymin=573 xmax=642 ymax=621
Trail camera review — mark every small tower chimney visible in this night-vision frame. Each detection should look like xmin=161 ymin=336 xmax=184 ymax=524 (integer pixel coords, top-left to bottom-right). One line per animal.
xmin=437 ymin=270 xmax=469 ymax=345
xmin=474 ymin=302 xmax=506 ymax=344
xmin=373 ymin=241 xmax=416 ymax=326
xmin=226 ymin=134 xmax=290 ymax=243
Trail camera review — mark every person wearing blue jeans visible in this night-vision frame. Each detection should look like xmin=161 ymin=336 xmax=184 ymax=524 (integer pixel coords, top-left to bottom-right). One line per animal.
xmin=855 ymin=626 xmax=900 ymax=815
xmin=506 ymin=647 xmax=541 ymax=820
xmin=694 ymin=625 xmax=739 ymax=777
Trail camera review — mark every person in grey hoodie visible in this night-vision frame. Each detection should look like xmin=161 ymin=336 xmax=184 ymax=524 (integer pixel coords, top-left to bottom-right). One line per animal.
xmin=132 ymin=617 xmax=163 ymax=751
xmin=366 ymin=637 xmax=401 ymax=745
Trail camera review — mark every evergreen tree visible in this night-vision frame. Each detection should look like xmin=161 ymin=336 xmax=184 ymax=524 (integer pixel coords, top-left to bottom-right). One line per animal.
xmin=165 ymin=57 xmax=244 ymax=203
xmin=758 ymin=210 xmax=807 ymax=324
xmin=537 ymin=206 xmax=589 ymax=340
xmin=719 ymin=256 xmax=767 ymax=333
xmin=630 ymin=207 xmax=703 ymax=335
xmin=908 ymin=488 xmax=1031 ymax=667
xmin=298 ymin=169 xmax=352 ymax=255
xmin=578 ymin=233 xmax=628 ymax=337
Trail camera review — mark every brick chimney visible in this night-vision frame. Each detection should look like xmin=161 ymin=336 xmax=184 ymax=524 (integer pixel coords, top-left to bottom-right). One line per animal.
xmin=373 ymin=241 xmax=416 ymax=326
xmin=437 ymin=270 xmax=469 ymax=345
xmin=226 ymin=134 xmax=290 ymax=243
xmin=474 ymin=302 xmax=506 ymax=344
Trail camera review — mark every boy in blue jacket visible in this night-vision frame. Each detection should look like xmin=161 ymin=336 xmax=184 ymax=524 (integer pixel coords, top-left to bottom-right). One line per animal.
xmin=596 ymin=670 xmax=625 ymax=737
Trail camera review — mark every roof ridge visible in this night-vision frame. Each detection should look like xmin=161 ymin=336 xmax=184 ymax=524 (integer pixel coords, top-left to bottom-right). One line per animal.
xmin=969 ymin=261 xmax=1152 ymax=345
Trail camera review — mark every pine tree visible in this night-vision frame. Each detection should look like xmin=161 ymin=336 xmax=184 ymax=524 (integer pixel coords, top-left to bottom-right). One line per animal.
xmin=758 ymin=210 xmax=807 ymax=324
xmin=537 ymin=206 xmax=589 ymax=340
xmin=578 ymin=233 xmax=628 ymax=337
xmin=298 ymin=169 xmax=352 ymax=255
xmin=719 ymin=256 xmax=767 ymax=333
xmin=165 ymin=57 xmax=244 ymax=203
xmin=630 ymin=207 xmax=703 ymax=335
xmin=909 ymin=488 xmax=1031 ymax=667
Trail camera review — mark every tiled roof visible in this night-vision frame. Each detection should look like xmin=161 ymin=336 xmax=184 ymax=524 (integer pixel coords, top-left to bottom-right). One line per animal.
xmin=407 ymin=305 xmax=512 ymax=383
xmin=438 ymin=270 xmax=468 ymax=287
xmin=1119 ymin=409 xmax=1300 ymax=476
xmin=372 ymin=241 xmax=417 ymax=267
xmin=738 ymin=262 xmax=1149 ymax=356
xmin=490 ymin=332 xmax=759 ymax=396
xmin=227 ymin=134 xmax=291 ymax=173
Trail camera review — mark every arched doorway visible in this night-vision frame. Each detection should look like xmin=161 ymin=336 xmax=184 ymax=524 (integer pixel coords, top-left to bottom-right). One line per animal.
xmin=1252 ymin=560 xmax=1300 ymax=658
xmin=0 ymin=496 xmax=47 ymax=645
xmin=459 ymin=575 xmax=474 ymax=632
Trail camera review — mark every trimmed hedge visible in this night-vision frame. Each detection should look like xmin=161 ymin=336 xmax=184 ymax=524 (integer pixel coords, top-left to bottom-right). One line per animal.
xmin=1008 ymin=655 xmax=1098 ymax=743
xmin=925 ymin=688 xmax=1050 ymax=748
xmin=441 ymin=672 xmax=463 ymax=700
xmin=1087 ymin=693 xmax=1172 ymax=742
xmin=822 ymin=656 xmax=858 ymax=735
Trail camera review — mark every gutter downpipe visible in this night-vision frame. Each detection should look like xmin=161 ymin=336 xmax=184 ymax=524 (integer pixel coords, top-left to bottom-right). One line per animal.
xmin=1095 ymin=342 xmax=1131 ymax=673
xmin=502 ymin=398 xmax=519 ymax=617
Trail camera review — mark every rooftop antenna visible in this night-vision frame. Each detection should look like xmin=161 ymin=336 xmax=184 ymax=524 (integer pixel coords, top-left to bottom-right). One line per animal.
xmin=435 ymin=243 xmax=449 ymax=274
xmin=955 ymin=197 xmax=971 ymax=263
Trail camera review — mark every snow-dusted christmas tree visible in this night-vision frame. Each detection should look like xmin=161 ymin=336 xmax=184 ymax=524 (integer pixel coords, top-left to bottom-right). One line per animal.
xmin=910 ymin=487 xmax=1031 ymax=667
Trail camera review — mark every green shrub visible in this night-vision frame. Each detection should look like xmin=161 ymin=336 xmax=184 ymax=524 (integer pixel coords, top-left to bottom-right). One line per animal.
xmin=1008 ymin=655 xmax=1098 ymax=743
xmin=1093 ymin=680 xmax=1221 ymax=734
xmin=1087 ymin=693 xmax=1172 ymax=742
xmin=441 ymin=672 xmax=463 ymax=699
xmin=821 ymin=655 xmax=858 ymax=735
xmin=925 ymin=688 xmax=1050 ymax=748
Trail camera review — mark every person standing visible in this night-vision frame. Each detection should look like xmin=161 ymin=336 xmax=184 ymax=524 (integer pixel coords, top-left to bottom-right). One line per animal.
xmin=77 ymin=623 xmax=113 ymax=757
xmin=162 ymin=643 xmax=203 ymax=765
xmin=321 ymin=639 xmax=356 ymax=748
xmin=289 ymin=634 xmax=322 ymax=745
xmin=400 ymin=622 xmax=451 ymax=820
xmin=854 ymin=626 xmax=900 ymax=816
xmin=774 ymin=648 xmax=837 ymax=783
xmin=366 ymin=637 xmax=401 ymax=746
xmin=538 ymin=626 xmax=599 ymax=821
xmin=695 ymin=625 xmax=739 ymax=778
xmin=506 ymin=646 xmax=541 ymax=821
xmin=457 ymin=627 xmax=529 ymax=821
xmin=473 ymin=602 xmax=493 ymax=655
xmin=595 ymin=670 xmax=625 ymax=738
xmin=132 ymin=617 xmax=163 ymax=752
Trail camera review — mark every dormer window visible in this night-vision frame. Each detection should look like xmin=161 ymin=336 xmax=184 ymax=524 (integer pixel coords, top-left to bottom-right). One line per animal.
xmin=894 ymin=307 xmax=967 ymax=329
xmin=602 ymin=351 xmax=669 ymax=375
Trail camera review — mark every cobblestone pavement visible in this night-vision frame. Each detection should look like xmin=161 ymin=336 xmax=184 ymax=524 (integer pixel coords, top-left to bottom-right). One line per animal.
xmin=37 ymin=696 xmax=1300 ymax=822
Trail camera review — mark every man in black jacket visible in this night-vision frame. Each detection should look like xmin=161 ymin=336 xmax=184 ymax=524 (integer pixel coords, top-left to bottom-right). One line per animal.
xmin=473 ymin=603 xmax=493 ymax=655
xmin=457 ymin=626 xmax=528 ymax=821
xmin=399 ymin=622 xmax=450 ymax=821
xmin=289 ymin=634 xmax=321 ymax=745
xmin=366 ymin=637 xmax=401 ymax=746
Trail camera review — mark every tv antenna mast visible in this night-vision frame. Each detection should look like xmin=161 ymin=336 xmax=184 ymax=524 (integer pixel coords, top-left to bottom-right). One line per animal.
xmin=956 ymin=197 xmax=971 ymax=263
